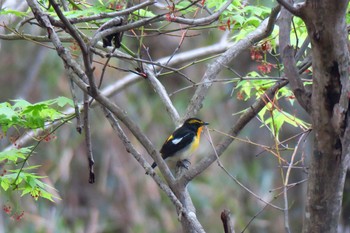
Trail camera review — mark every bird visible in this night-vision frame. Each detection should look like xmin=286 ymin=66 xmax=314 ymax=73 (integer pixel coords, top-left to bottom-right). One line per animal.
xmin=151 ymin=118 xmax=209 ymax=169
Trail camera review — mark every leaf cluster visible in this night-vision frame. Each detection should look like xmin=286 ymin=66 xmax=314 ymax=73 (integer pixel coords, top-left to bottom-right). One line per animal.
xmin=0 ymin=96 xmax=73 ymax=202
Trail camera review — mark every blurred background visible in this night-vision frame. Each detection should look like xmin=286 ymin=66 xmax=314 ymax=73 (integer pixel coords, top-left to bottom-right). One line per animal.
xmin=0 ymin=1 xmax=349 ymax=233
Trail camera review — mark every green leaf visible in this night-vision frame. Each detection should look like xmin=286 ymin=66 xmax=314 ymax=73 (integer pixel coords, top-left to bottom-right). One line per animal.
xmin=12 ymin=99 xmax=32 ymax=110
xmin=0 ymin=147 xmax=32 ymax=163
xmin=56 ymin=96 xmax=74 ymax=107
xmin=0 ymin=178 xmax=10 ymax=191
xmin=0 ymin=103 xmax=17 ymax=120
xmin=0 ymin=9 xmax=28 ymax=17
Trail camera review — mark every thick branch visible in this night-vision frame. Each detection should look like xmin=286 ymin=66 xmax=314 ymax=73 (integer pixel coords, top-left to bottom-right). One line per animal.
xmin=221 ymin=209 xmax=235 ymax=233
xmin=279 ymin=5 xmax=311 ymax=113
xmin=276 ymin=0 xmax=304 ymax=17
xmin=101 ymin=107 xmax=182 ymax=209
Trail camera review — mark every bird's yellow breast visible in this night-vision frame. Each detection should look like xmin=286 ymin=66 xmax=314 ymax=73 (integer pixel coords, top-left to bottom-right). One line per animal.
xmin=189 ymin=126 xmax=203 ymax=153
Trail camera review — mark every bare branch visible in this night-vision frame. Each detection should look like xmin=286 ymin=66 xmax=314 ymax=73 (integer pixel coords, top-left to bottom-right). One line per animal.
xmin=49 ymin=0 xmax=98 ymax=96
xmin=91 ymin=15 xmax=163 ymax=47
xmin=83 ymin=93 xmax=95 ymax=183
xmin=276 ymin=0 xmax=303 ymax=17
xmin=283 ymin=131 xmax=309 ymax=233
xmin=67 ymin=0 xmax=156 ymax=24
xmin=0 ymin=33 xmax=73 ymax=42
xmin=279 ymin=5 xmax=311 ymax=113
xmin=101 ymin=107 xmax=181 ymax=207
xmin=143 ymin=66 xmax=181 ymax=124
xmin=221 ymin=209 xmax=235 ymax=233
xmin=171 ymin=0 xmax=233 ymax=25
xmin=66 ymin=69 xmax=83 ymax=134
xmin=203 ymin=127 xmax=284 ymax=210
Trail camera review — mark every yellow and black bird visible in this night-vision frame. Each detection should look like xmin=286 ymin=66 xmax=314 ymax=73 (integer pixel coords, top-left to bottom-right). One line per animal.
xmin=151 ymin=118 xmax=209 ymax=169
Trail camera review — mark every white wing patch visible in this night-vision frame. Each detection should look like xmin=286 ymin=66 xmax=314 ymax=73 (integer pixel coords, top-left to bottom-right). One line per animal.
xmin=171 ymin=137 xmax=183 ymax=144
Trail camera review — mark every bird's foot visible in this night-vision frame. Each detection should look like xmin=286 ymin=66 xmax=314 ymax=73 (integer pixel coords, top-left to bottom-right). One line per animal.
xmin=176 ymin=159 xmax=191 ymax=170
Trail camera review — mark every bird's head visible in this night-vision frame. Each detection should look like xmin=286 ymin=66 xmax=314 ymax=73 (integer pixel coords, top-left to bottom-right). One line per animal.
xmin=183 ymin=118 xmax=209 ymax=129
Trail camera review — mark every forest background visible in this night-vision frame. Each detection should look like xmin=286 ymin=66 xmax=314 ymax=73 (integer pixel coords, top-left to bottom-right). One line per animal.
xmin=0 ymin=0 xmax=350 ymax=233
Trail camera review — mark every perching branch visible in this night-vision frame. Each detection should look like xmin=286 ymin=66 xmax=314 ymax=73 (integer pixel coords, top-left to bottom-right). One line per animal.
xmin=101 ymin=107 xmax=182 ymax=210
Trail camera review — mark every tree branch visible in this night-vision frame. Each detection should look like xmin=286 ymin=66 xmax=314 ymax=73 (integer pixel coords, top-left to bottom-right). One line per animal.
xmin=91 ymin=0 xmax=232 ymax=47
xmin=143 ymin=66 xmax=181 ymax=124
xmin=49 ymin=0 xmax=98 ymax=96
xmin=83 ymin=92 xmax=95 ymax=183
xmin=67 ymin=0 xmax=156 ymax=24
xmin=171 ymin=0 xmax=233 ymax=26
xmin=101 ymin=107 xmax=182 ymax=209
xmin=221 ymin=209 xmax=235 ymax=233
xmin=276 ymin=0 xmax=304 ymax=17
xmin=279 ymin=5 xmax=311 ymax=113
xmin=0 ymin=33 xmax=73 ymax=42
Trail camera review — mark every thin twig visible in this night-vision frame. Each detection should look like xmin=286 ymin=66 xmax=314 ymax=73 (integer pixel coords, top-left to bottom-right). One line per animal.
xmin=49 ymin=0 xmax=98 ymax=96
xmin=143 ymin=66 xmax=180 ymax=124
xmin=241 ymin=204 xmax=269 ymax=233
xmin=12 ymin=115 xmax=75 ymax=186
xmin=83 ymin=92 xmax=95 ymax=183
xmin=205 ymin=128 xmax=284 ymax=211
xmin=66 ymin=70 xmax=82 ymax=134
xmin=282 ymin=131 xmax=310 ymax=233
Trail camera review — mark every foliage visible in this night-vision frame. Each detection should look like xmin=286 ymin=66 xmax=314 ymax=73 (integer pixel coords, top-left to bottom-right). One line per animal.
xmin=0 ymin=97 xmax=73 ymax=201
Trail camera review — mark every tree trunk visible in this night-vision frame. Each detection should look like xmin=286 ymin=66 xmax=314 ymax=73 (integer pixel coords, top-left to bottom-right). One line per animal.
xmin=301 ymin=1 xmax=350 ymax=232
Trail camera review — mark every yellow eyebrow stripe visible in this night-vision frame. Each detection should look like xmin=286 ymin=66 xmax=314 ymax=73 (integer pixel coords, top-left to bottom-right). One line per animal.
xmin=188 ymin=119 xmax=202 ymax=124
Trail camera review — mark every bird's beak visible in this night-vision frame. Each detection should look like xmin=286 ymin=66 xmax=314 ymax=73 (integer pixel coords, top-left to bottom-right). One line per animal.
xmin=203 ymin=122 xmax=209 ymax=126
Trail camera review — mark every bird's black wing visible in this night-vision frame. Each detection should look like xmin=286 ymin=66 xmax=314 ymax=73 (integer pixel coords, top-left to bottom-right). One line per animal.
xmin=160 ymin=129 xmax=195 ymax=160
